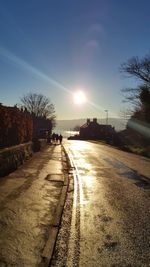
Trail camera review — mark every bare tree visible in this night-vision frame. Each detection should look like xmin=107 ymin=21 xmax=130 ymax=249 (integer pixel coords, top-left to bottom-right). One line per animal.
xmin=120 ymin=55 xmax=150 ymax=85
xmin=121 ymin=87 xmax=140 ymax=106
xmin=120 ymin=54 xmax=150 ymax=123
xmin=20 ymin=93 xmax=56 ymax=120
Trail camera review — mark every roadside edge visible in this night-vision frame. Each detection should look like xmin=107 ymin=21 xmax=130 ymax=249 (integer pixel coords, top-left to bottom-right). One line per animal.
xmin=39 ymin=144 xmax=71 ymax=267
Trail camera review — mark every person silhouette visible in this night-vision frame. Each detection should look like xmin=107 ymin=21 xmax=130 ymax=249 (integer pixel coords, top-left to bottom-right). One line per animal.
xmin=59 ymin=134 xmax=63 ymax=144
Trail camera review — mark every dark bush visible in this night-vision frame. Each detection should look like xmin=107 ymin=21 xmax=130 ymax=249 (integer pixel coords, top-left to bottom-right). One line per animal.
xmin=0 ymin=104 xmax=33 ymax=148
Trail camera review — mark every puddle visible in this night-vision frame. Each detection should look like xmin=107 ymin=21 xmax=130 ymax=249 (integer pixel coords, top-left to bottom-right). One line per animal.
xmin=104 ymin=157 xmax=150 ymax=189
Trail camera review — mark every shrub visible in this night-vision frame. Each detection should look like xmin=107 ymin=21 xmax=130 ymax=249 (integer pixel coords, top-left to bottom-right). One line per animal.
xmin=0 ymin=104 xmax=33 ymax=148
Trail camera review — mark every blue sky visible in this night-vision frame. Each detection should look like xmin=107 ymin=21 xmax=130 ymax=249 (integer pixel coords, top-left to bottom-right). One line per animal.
xmin=0 ymin=0 xmax=150 ymax=120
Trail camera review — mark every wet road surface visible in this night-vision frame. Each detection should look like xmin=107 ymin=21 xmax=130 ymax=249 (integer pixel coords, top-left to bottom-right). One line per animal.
xmin=52 ymin=140 xmax=150 ymax=267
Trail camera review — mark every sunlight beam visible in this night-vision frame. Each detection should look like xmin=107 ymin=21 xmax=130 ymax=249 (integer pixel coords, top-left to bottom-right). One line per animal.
xmin=0 ymin=45 xmax=120 ymax=119
xmin=0 ymin=46 xmax=71 ymax=94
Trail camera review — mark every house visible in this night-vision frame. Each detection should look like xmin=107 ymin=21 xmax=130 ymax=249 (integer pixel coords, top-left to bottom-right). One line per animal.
xmin=79 ymin=118 xmax=115 ymax=141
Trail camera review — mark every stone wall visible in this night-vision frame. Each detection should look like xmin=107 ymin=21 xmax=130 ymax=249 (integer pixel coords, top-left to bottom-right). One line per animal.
xmin=0 ymin=142 xmax=33 ymax=177
xmin=32 ymin=139 xmax=47 ymax=152
xmin=0 ymin=139 xmax=48 ymax=177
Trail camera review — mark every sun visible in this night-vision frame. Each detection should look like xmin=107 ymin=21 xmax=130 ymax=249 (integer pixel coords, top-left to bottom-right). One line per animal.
xmin=73 ymin=90 xmax=87 ymax=105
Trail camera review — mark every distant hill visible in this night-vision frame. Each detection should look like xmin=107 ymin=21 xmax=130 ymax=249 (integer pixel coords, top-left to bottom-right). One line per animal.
xmin=55 ymin=118 xmax=126 ymax=132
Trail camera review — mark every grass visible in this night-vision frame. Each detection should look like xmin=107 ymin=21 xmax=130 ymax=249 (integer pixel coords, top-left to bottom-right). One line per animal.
xmin=127 ymin=146 xmax=150 ymax=158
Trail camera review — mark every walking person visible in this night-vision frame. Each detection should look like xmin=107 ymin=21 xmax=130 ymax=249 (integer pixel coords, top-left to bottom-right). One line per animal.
xmin=55 ymin=134 xmax=59 ymax=144
xmin=52 ymin=133 xmax=56 ymax=144
xmin=59 ymin=134 xmax=63 ymax=144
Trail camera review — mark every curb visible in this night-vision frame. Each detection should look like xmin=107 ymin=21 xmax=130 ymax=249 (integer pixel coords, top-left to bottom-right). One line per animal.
xmin=39 ymin=145 xmax=70 ymax=267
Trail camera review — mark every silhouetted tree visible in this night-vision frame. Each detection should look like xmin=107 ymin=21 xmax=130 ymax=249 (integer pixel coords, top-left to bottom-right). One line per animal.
xmin=120 ymin=54 xmax=150 ymax=123
xmin=121 ymin=56 xmax=150 ymax=85
xmin=20 ymin=93 xmax=56 ymax=139
xmin=20 ymin=93 xmax=56 ymax=127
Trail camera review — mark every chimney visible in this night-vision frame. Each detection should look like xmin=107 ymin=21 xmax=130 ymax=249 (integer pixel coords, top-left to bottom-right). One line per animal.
xmin=93 ymin=118 xmax=97 ymax=123
xmin=87 ymin=118 xmax=90 ymax=124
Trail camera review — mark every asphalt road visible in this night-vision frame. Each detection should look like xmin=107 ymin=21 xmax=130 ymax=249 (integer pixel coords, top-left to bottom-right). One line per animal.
xmin=52 ymin=140 xmax=150 ymax=267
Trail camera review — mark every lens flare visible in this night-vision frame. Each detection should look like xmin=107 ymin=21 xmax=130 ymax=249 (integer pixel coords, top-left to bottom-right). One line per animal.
xmin=0 ymin=46 xmax=119 ymax=119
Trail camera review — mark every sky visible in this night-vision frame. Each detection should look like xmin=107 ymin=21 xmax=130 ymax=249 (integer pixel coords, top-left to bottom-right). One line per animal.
xmin=0 ymin=0 xmax=150 ymax=120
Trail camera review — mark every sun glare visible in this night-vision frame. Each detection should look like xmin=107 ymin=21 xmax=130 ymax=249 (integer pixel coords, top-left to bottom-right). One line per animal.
xmin=74 ymin=91 xmax=87 ymax=105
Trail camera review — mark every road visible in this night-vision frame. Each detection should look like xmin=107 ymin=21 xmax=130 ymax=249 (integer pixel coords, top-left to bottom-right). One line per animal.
xmin=52 ymin=140 xmax=150 ymax=267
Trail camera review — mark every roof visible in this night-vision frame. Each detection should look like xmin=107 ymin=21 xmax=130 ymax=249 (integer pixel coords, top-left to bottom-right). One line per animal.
xmin=80 ymin=121 xmax=113 ymax=129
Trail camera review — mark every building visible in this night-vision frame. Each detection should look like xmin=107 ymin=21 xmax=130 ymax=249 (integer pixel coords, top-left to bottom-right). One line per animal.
xmin=79 ymin=118 xmax=115 ymax=141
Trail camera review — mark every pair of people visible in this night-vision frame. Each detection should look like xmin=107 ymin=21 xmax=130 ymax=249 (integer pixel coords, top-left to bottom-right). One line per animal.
xmin=52 ymin=133 xmax=63 ymax=144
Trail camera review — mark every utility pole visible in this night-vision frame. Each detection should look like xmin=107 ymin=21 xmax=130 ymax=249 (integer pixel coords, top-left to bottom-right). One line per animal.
xmin=104 ymin=110 xmax=108 ymax=125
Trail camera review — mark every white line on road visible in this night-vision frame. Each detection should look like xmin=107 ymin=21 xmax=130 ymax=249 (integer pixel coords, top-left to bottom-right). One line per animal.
xmin=66 ymin=149 xmax=81 ymax=267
